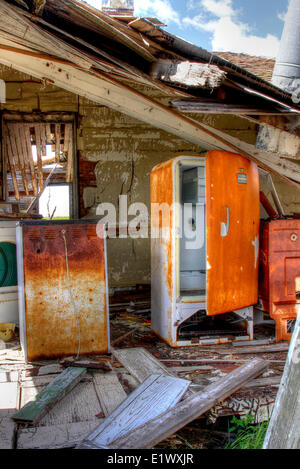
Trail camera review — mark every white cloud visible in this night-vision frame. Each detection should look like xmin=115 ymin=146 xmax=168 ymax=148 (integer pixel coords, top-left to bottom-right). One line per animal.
xmin=278 ymin=0 xmax=291 ymax=22
xmin=134 ymin=0 xmax=181 ymax=25
xmin=183 ymin=0 xmax=280 ymax=58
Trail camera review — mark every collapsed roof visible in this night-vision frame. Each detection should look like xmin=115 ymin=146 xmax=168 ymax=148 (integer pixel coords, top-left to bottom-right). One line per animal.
xmin=0 ymin=0 xmax=299 ymax=186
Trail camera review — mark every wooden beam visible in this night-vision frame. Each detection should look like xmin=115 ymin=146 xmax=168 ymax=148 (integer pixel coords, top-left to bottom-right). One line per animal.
xmin=264 ymin=315 xmax=300 ymax=449
xmin=171 ymin=98 xmax=294 ymax=115
xmin=0 ymin=45 xmax=299 ymax=188
xmin=243 ymin=114 xmax=300 ymax=137
xmin=100 ymin=359 xmax=268 ymax=449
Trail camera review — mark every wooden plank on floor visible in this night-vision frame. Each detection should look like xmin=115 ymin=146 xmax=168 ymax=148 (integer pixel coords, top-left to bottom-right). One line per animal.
xmin=17 ymin=420 xmax=101 ymax=449
xmin=222 ymin=343 xmax=289 ymax=355
xmin=0 ymin=418 xmax=16 ymax=449
xmin=264 ymin=314 xmax=300 ymax=448
xmin=0 ymin=381 xmax=19 ymax=417
xmin=20 ymin=379 xmax=101 ymax=427
xmin=12 ymin=367 xmax=86 ymax=425
xmin=93 ymin=373 xmax=127 ymax=417
xmin=112 ymin=347 xmax=176 ymax=383
xmin=103 ymin=359 xmax=268 ymax=449
xmin=78 ymin=374 xmax=190 ymax=449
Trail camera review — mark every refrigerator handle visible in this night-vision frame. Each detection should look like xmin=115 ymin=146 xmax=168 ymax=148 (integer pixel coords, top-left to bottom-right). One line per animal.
xmin=220 ymin=205 xmax=230 ymax=237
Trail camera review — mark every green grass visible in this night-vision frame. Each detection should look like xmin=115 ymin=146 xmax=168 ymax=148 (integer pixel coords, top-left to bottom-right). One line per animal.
xmin=225 ymin=415 xmax=269 ymax=449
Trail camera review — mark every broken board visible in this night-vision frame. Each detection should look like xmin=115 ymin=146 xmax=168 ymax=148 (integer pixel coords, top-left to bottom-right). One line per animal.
xmin=12 ymin=367 xmax=86 ymax=425
xmin=104 ymin=359 xmax=268 ymax=449
xmin=112 ymin=347 xmax=176 ymax=383
xmin=77 ymin=373 xmax=190 ymax=449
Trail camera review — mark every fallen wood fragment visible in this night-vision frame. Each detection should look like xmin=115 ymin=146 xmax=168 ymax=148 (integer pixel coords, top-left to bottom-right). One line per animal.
xmin=160 ymin=358 xmax=286 ymax=364
xmin=112 ymin=347 xmax=176 ymax=383
xmin=102 ymin=358 xmax=268 ymax=449
xmin=93 ymin=374 xmax=127 ymax=417
xmin=77 ymin=374 xmax=190 ymax=449
xmin=12 ymin=367 xmax=86 ymax=425
xmin=222 ymin=343 xmax=289 ymax=355
xmin=111 ymin=327 xmax=140 ymax=346
xmin=61 ymin=360 xmax=112 ymax=372
xmin=232 ymin=339 xmax=275 ymax=347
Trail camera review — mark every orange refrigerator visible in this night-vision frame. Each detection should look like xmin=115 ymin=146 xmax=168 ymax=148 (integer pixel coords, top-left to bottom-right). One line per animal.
xmin=151 ymin=150 xmax=260 ymax=347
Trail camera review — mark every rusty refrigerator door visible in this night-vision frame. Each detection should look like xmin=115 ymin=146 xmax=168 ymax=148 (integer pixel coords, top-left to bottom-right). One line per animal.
xmin=206 ymin=150 xmax=260 ymax=316
xmin=17 ymin=220 xmax=110 ymax=361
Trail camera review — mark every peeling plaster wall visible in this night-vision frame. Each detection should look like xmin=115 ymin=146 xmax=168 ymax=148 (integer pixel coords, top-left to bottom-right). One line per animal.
xmin=1 ymin=64 xmax=299 ymax=287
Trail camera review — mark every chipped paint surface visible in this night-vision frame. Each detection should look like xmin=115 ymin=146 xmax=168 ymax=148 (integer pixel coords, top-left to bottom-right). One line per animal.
xmin=1 ymin=64 xmax=299 ymax=288
xmin=21 ymin=223 xmax=109 ymax=361
xmin=259 ymin=219 xmax=300 ymax=342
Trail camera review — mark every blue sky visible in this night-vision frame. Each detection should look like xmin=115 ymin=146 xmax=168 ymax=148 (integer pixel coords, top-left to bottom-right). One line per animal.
xmin=86 ymin=0 xmax=290 ymax=58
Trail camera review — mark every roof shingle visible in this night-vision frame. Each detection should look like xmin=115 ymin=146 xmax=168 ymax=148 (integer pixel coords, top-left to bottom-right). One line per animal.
xmin=213 ymin=52 xmax=275 ymax=83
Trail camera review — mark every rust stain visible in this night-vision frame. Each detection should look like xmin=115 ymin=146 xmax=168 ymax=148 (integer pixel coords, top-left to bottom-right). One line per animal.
xmin=206 ymin=150 xmax=260 ymax=316
xmin=259 ymin=219 xmax=300 ymax=342
xmin=22 ymin=223 xmax=109 ymax=361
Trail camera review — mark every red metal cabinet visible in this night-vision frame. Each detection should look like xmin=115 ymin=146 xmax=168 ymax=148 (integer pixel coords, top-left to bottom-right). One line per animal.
xmin=259 ymin=219 xmax=300 ymax=341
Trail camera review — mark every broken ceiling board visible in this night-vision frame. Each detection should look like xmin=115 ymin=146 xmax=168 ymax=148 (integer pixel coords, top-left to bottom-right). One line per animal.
xmin=171 ymin=99 xmax=290 ymax=115
xmin=22 ymin=124 xmax=38 ymax=197
xmin=0 ymin=381 xmax=20 ymax=417
xmin=17 ymin=420 xmax=101 ymax=449
xmin=44 ymin=0 xmax=156 ymax=63
xmin=0 ymin=417 xmax=16 ymax=449
xmin=257 ymin=125 xmax=300 ymax=158
xmin=12 ymin=366 xmax=86 ymax=425
xmin=93 ymin=373 xmax=128 ymax=417
xmin=112 ymin=347 xmax=176 ymax=383
xmin=151 ymin=61 xmax=227 ymax=89
xmin=1 ymin=48 xmax=298 ymax=188
xmin=77 ymin=373 xmax=190 ymax=449
xmin=264 ymin=314 xmax=300 ymax=449
xmin=0 ymin=2 xmax=94 ymax=70
xmin=105 ymin=359 xmax=268 ymax=449
xmin=198 ymin=122 xmax=300 ymax=185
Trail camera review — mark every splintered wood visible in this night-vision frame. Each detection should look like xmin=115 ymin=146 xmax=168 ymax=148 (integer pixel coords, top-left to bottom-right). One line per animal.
xmin=112 ymin=347 xmax=176 ymax=383
xmin=77 ymin=374 xmax=190 ymax=449
xmin=104 ymin=359 xmax=268 ymax=449
xmin=4 ymin=122 xmax=73 ymax=202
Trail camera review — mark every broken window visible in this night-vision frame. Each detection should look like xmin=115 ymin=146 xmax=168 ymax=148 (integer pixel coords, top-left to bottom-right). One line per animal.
xmin=2 ymin=119 xmax=75 ymax=217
